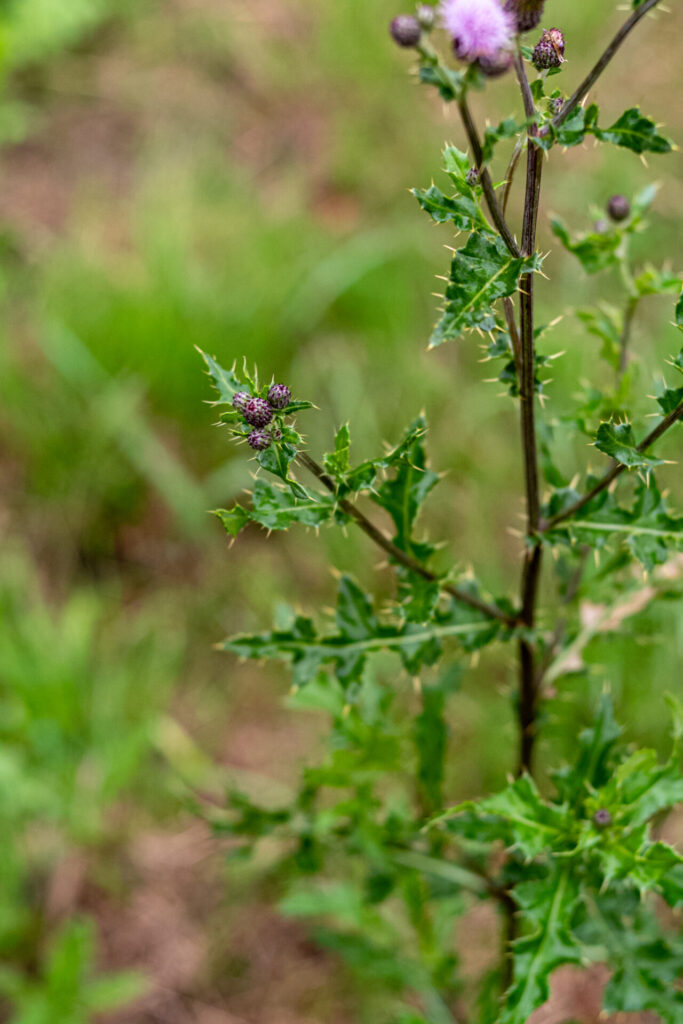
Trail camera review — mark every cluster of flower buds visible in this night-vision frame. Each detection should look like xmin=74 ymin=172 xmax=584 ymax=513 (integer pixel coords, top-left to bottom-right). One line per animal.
xmin=232 ymin=383 xmax=292 ymax=451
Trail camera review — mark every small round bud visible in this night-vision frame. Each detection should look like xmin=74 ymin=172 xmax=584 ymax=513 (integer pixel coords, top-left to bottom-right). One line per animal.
xmin=247 ymin=429 xmax=272 ymax=451
xmin=549 ymin=96 xmax=564 ymax=116
xmin=272 ymin=428 xmax=283 ymax=442
xmin=594 ymin=219 xmax=609 ymax=234
xmin=607 ymin=195 xmax=630 ymax=222
xmin=243 ymin=397 xmax=274 ymax=428
xmin=267 ymin=383 xmax=292 ymax=409
xmin=232 ymin=391 xmax=251 ymax=414
xmin=416 ymin=4 xmax=435 ymax=30
xmin=532 ymin=27 xmax=565 ymax=70
xmin=504 ymin=0 xmax=545 ymax=33
xmin=476 ymin=50 xmax=513 ymax=77
xmin=593 ymin=808 xmax=612 ymax=829
xmin=389 ymin=14 xmax=421 ymax=47
xmin=466 ymin=167 xmax=479 ymax=187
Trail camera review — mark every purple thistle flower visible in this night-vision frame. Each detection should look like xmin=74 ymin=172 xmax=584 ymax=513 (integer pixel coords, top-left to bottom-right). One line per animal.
xmin=439 ymin=0 xmax=515 ymax=62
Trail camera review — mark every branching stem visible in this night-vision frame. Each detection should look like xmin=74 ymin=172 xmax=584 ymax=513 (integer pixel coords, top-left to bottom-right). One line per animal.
xmin=297 ymin=451 xmax=515 ymax=626
xmin=554 ymin=0 xmax=664 ymax=129
xmin=457 ymin=96 xmax=521 ymax=258
xmin=542 ymin=397 xmax=683 ymax=531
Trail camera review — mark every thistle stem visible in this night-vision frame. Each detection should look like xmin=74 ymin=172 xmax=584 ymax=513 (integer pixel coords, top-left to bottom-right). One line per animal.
xmin=618 ymin=295 xmax=639 ymax=378
xmin=514 ymin=52 xmax=544 ymax=779
xmin=297 ymin=451 xmax=516 ymax=626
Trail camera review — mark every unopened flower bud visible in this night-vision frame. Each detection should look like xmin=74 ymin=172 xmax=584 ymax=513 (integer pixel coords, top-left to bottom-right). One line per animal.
xmin=243 ymin=397 xmax=274 ymax=428
xmin=594 ymin=219 xmax=609 ymax=234
xmin=389 ymin=14 xmax=422 ymax=47
xmin=504 ymin=0 xmax=545 ymax=33
xmin=416 ymin=4 xmax=435 ymax=30
xmin=466 ymin=167 xmax=479 ymax=186
xmin=476 ymin=50 xmax=513 ymax=77
xmin=233 ymin=391 xmax=251 ymax=414
xmin=607 ymin=195 xmax=630 ymax=222
xmin=593 ymin=808 xmax=612 ymax=829
xmin=267 ymin=383 xmax=292 ymax=409
xmin=549 ymin=96 xmax=564 ymax=116
xmin=532 ymin=27 xmax=566 ymax=70
xmin=247 ymin=429 xmax=272 ymax=451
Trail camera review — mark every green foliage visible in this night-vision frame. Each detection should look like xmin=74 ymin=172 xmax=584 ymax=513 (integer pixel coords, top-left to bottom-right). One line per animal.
xmin=0 ymin=920 xmax=143 ymax=1024
xmin=430 ymin=696 xmax=683 ymax=1023
xmin=536 ymin=104 xmax=673 ymax=154
xmin=430 ymin=233 xmax=542 ymax=347
xmin=201 ymin=11 xmax=683 ymax=1024
xmin=547 ymin=475 xmax=683 ymax=570
xmin=594 ymin=420 xmax=663 ymax=469
xmin=221 ymin=574 xmax=501 ymax=689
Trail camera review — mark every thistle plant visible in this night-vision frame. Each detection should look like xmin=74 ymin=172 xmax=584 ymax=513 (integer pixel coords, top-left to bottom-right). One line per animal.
xmin=198 ymin=2 xmax=683 ymax=1020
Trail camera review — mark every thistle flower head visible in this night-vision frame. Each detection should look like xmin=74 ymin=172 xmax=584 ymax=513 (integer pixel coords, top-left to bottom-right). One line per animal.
xmin=439 ymin=0 xmax=515 ymax=62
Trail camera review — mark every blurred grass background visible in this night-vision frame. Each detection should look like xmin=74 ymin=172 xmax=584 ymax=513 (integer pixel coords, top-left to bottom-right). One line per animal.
xmin=0 ymin=0 xmax=681 ymax=1021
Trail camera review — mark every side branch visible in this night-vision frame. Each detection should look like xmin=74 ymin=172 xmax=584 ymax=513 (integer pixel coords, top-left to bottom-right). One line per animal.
xmin=297 ymin=451 xmax=515 ymax=627
xmin=554 ymin=0 xmax=664 ymax=129
xmin=457 ymin=96 xmax=521 ymax=258
xmin=542 ymin=397 xmax=683 ymax=531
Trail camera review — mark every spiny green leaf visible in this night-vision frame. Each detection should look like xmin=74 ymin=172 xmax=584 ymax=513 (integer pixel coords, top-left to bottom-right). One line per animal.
xmin=418 ymin=62 xmax=465 ymax=103
xmin=593 ymin=107 xmax=673 ymax=155
xmin=676 ymin=292 xmax=683 ymax=330
xmin=481 ymin=117 xmax=522 ymax=163
xmin=594 ymin=421 xmax=664 ymax=469
xmin=372 ymin=420 xmax=441 ymax=621
xmin=576 ymin=305 xmax=623 ymax=369
xmin=499 ymin=868 xmax=582 ymax=1024
xmin=414 ymin=676 xmax=456 ymax=816
xmin=546 ymin=476 xmax=683 ymax=571
xmin=324 ymin=424 xmax=351 ymax=478
xmin=221 ymin=575 xmax=501 ymax=688
xmin=375 ymin=440 xmax=439 ymax=558
xmin=552 ymin=693 xmax=621 ymax=805
xmin=257 ymin=440 xmax=303 ymax=492
xmin=543 ymin=105 xmax=672 ymax=154
xmin=213 ymin=479 xmax=336 ymax=536
xmin=433 ymin=775 xmax=570 ymax=858
xmin=327 ymin=417 xmax=429 ymax=499
xmin=551 ymin=218 xmax=621 ymax=274
xmin=430 ymin=233 xmax=542 ymax=347
xmin=413 ymin=185 xmax=488 ymax=233
xmin=197 ymin=348 xmax=245 ymax=405
xmin=656 ymin=386 xmax=683 ymax=415
xmin=591 ymin=891 xmax=683 ymax=1024
xmin=633 ymin=265 xmax=681 ymax=297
